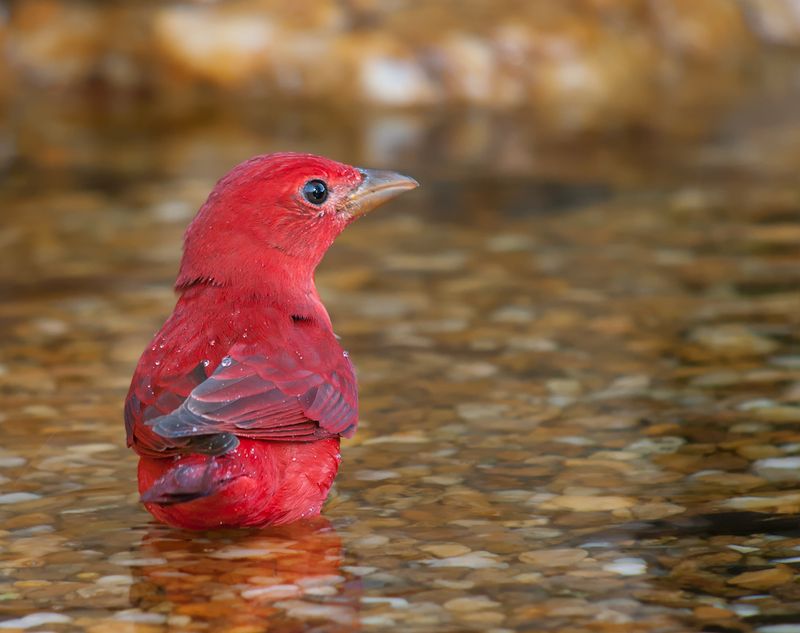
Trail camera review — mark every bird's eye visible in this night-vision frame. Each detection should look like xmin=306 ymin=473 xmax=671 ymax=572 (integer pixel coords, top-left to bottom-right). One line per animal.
xmin=302 ymin=180 xmax=329 ymax=205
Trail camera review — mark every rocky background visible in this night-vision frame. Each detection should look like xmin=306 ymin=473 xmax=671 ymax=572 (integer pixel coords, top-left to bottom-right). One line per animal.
xmin=2 ymin=0 xmax=800 ymax=132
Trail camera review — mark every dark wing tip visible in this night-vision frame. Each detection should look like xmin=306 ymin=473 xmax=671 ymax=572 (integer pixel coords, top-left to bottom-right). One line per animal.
xmin=147 ymin=410 xmax=239 ymax=456
xmin=186 ymin=433 xmax=240 ymax=456
xmin=141 ymin=459 xmax=230 ymax=505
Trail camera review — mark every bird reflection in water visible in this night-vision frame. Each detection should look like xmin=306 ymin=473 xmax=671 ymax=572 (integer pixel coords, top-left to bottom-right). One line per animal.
xmin=129 ymin=517 xmax=361 ymax=631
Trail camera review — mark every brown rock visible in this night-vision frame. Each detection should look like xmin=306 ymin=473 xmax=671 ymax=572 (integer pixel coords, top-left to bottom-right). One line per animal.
xmin=692 ymin=472 xmax=766 ymax=491
xmin=694 ymin=606 xmax=734 ymax=620
xmin=728 ymin=565 xmax=794 ymax=590
xmin=542 ymin=495 xmax=636 ymax=512
xmin=420 ymin=544 xmax=471 ymax=558
xmin=754 ymin=407 xmax=800 ymax=424
xmin=519 ymin=548 xmax=589 ymax=567
xmin=443 ymin=595 xmax=500 ymax=612
xmin=688 ymin=324 xmax=778 ymax=358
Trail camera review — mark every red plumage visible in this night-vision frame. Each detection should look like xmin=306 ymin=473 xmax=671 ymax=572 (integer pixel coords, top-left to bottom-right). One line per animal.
xmin=125 ymin=152 xmax=417 ymax=529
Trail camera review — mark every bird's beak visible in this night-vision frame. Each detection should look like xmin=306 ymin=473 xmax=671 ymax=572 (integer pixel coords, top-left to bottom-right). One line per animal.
xmin=343 ymin=168 xmax=419 ymax=218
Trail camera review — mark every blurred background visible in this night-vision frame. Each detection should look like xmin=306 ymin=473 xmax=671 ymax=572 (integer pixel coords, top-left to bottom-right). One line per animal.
xmin=2 ymin=0 xmax=800 ymax=285
xmin=2 ymin=0 xmax=800 ymax=180
xmin=2 ymin=2 xmax=800 ymax=632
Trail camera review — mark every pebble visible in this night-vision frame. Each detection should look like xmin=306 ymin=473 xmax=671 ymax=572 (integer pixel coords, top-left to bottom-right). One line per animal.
xmin=456 ymin=403 xmax=509 ymax=421
xmin=753 ymin=457 xmax=800 ymax=482
xmin=0 ymin=456 xmax=26 ymax=468
xmin=167 ymin=615 xmax=192 ymax=627
xmin=0 ymin=493 xmax=42 ymax=504
xmin=728 ymin=545 xmax=760 ymax=554
xmin=554 ymin=436 xmax=596 ymax=446
xmin=434 ymin=579 xmax=475 ymax=590
xmin=21 ymin=405 xmax=59 ymax=418
xmin=273 ymin=601 xmax=356 ymax=626
xmin=14 ymin=580 xmax=50 ymax=589
xmin=241 ymin=584 xmax=302 ymax=600
xmin=626 ymin=437 xmax=686 ymax=455
xmin=629 ymin=502 xmax=686 ymax=520
xmin=107 ymin=555 xmax=168 ymax=566
xmin=361 ymin=596 xmax=409 ymax=608
xmin=354 ymin=470 xmax=398 ymax=481
xmin=361 ymin=615 xmax=397 ymax=626
xmin=519 ymin=549 xmax=589 ymax=567
xmin=459 ymin=611 xmax=505 ymax=625
xmin=691 ymin=371 xmax=742 ymax=387
xmin=738 ymin=399 xmax=777 ymax=411
xmin=541 ymin=495 xmax=635 ymax=512
xmin=92 ymin=575 xmax=134 ymax=588
xmin=602 ymin=558 xmax=647 ymax=576
xmin=424 ymin=551 xmax=507 ymax=569
xmin=772 ymin=556 xmax=800 ymax=563
xmin=755 ymin=407 xmax=800 ymax=424
xmin=420 ymin=544 xmax=471 ymax=558
xmin=738 ymin=444 xmax=783 ymax=459
xmin=513 ymin=573 xmax=543 ymax=583
xmin=304 ymin=585 xmax=338 ymax=596
xmin=207 ymin=548 xmax=277 ymax=560
xmin=689 ymin=325 xmax=778 ymax=357
xmin=694 ymin=606 xmax=734 ymax=620
xmin=732 ymin=604 xmax=760 ymax=617
xmin=113 ymin=611 xmax=168 ymax=624
xmin=444 ymin=596 xmax=501 ymax=612
xmin=693 ymin=472 xmax=765 ymax=490
xmin=490 ymin=306 xmax=537 ymax=324
xmin=362 ymin=432 xmax=429 ymax=445
xmin=352 ymin=535 xmax=390 ymax=548
xmin=341 ymin=566 xmax=378 ymax=576
xmin=422 ymin=475 xmax=464 ymax=485
xmin=728 ymin=566 xmax=794 ymax=590
xmin=295 ymin=575 xmax=345 ymax=588
xmin=723 ymin=494 xmax=800 ymax=510
xmin=731 ymin=422 xmax=772 ymax=433
xmin=507 ymin=337 xmax=559 ymax=352
xmin=0 ymin=613 xmax=72 ymax=629
xmin=486 ymin=234 xmax=535 ymax=252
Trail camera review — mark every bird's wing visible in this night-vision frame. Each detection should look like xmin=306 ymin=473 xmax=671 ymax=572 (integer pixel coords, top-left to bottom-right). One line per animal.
xmin=140 ymin=345 xmax=358 ymax=455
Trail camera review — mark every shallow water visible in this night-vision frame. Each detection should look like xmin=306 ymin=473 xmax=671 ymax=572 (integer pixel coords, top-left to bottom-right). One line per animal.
xmin=1 ymin=80 xmax=800 ymax=632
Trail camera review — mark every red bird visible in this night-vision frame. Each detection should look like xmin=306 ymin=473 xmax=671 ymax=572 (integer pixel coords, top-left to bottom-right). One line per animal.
xmin=125 ymin=153 xmax=417 ymax=529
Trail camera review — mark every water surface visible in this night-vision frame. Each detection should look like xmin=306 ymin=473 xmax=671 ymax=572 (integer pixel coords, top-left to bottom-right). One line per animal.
xmin=1 ymin=87 xmax=800 ymax=632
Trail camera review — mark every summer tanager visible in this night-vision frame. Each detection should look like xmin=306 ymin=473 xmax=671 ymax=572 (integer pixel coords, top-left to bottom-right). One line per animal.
xmin=125 ymin=153 xmax=417 ymax=529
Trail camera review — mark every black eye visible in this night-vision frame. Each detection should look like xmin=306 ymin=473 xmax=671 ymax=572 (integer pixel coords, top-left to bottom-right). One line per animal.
xmin=302 ymin=180 xmax=328 ymax=205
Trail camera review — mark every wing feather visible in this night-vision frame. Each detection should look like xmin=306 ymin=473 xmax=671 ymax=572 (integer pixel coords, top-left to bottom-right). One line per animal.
xmin=141 ymin=345 xmax=357 ymax=455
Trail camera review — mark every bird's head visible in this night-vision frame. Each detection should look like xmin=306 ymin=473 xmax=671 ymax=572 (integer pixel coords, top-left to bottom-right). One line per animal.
xmin=176 ymin=153 xmax=418 ymax=292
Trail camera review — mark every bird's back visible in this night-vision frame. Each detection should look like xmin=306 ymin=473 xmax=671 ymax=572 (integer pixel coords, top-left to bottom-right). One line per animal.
xmin=125 ymin=285 xmax=354 ymax=528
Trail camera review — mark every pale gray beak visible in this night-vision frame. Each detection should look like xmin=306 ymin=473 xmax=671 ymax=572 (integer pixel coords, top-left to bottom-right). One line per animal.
xmin=343 ymin=168 xmax=419 ymax=218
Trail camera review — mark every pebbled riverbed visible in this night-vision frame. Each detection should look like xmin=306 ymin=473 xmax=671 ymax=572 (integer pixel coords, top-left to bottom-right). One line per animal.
xmin=1 ymin=81 xmax=800 ymax=632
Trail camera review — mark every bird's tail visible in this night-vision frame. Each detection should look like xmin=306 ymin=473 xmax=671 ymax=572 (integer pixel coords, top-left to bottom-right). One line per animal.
xmin=140 ymin=458 xmax=227 ymax=505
